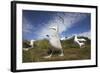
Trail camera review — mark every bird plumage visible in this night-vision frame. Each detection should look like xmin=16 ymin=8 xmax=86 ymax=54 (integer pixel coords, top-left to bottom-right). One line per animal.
xmin=48 ymin=26 xmax=62 ymax=49
xmin=74 ymin=35 xmax=86 ymax=48
xmin=30 ymin=40 xmax=35 ymax=48
xmin=77 ymin=38 xmax=86 ymax=41
xmin=44 ymin=26 xmax=64 ymax=58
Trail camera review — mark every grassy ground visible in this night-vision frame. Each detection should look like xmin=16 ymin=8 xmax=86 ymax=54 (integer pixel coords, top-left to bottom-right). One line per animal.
xmin=22 ymin=37 xmax=91 ymax=63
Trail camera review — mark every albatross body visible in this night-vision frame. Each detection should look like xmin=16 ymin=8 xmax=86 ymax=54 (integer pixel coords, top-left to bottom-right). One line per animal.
xmin=74 ymin=35 xmax=86 ymax=48
xmin=44 ymin=26 xmax=64 ymax=58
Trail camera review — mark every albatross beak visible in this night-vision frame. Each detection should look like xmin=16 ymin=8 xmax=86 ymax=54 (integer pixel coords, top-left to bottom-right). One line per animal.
xmin=46 ymin=35 xmax=49 ymax=37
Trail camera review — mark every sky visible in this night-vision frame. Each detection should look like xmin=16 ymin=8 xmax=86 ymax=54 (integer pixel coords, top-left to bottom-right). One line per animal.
xmin=22 ymin=10 xmax=91 ymax=40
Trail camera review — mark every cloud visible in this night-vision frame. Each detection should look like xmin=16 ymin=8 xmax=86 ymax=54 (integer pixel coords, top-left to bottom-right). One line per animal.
xmin=23 ymin=12 xmax=89 ymax=40
xmin=22 ymin=18 xmax=33 ymax=33
xmin=61 ymin=31 xmax=91 ymax=40
xmin=77 ymin=31 xmax=91 ymax=39
xmin=55 ymin=13 xmax=87 ymax=33
xmin=39 ymin=12 xmax=88 ymax=38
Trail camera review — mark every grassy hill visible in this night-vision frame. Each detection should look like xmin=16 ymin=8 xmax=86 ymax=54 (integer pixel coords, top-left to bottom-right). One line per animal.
xmin=22 ymin=36 xmax=91 ymax=63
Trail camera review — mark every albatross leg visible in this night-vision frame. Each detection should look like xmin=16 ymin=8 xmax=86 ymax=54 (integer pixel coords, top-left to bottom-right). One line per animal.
xmin=59 ymin=49 xmax=64 ymax=56
xmin=43 ymin=48 xmax=53 ymax=58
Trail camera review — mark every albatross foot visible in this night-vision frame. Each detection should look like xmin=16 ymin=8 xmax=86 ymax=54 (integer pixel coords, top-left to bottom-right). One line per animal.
xmin=59 ymin=53 xmax=64 ymax=57
xmin=43 ymin=55 xmax=52 ymax=58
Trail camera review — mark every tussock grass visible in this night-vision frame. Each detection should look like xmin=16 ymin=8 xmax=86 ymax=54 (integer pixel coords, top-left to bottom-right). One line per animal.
xmin=22 ymin=37 xmax=91 ymax=63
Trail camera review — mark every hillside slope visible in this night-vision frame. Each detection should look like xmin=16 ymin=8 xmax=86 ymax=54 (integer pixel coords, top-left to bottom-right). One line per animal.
xmin=22 ymin=36 xmax=91 ymax=63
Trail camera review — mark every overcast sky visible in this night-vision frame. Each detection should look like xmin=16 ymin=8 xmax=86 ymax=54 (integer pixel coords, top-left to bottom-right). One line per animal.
xmin=22 ymin=10 xmax=91 ymax=40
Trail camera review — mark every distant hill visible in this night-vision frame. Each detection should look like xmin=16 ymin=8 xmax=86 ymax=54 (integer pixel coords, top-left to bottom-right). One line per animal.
xmin=22 ymin=36 xmax=91 ymax=62
xmin=23 ymin=39 xmax=50 ymax=49
xmin=61 ymin=36 xmax=91 ymax=49
xmin=23 ymin=36 xmax=90 ymax=49
xmin=23 ymin=40 xmax=31 ymax=48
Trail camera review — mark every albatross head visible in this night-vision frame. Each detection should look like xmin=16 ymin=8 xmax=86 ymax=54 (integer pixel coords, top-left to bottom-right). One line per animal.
xmin=49 ymin=25 xmax=58 ymax=32
xmin=74 ymin=34 xmax=78 ymax=40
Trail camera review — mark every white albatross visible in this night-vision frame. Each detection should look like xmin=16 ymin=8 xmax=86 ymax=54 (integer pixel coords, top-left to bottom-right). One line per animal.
xmin=74 ymin=35 xmax=86 ymax=48
xmin=23 ymin=40 xmax=35 ymax=51
xmin=44 ymin=26 xmax=64 ymax=58
xmin=30 ymin=40 xmax=35 ymax=48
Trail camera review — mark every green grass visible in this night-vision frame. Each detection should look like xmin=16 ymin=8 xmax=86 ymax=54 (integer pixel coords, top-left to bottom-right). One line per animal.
xmin=22 ymin=38 xmax=91 ymax=63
